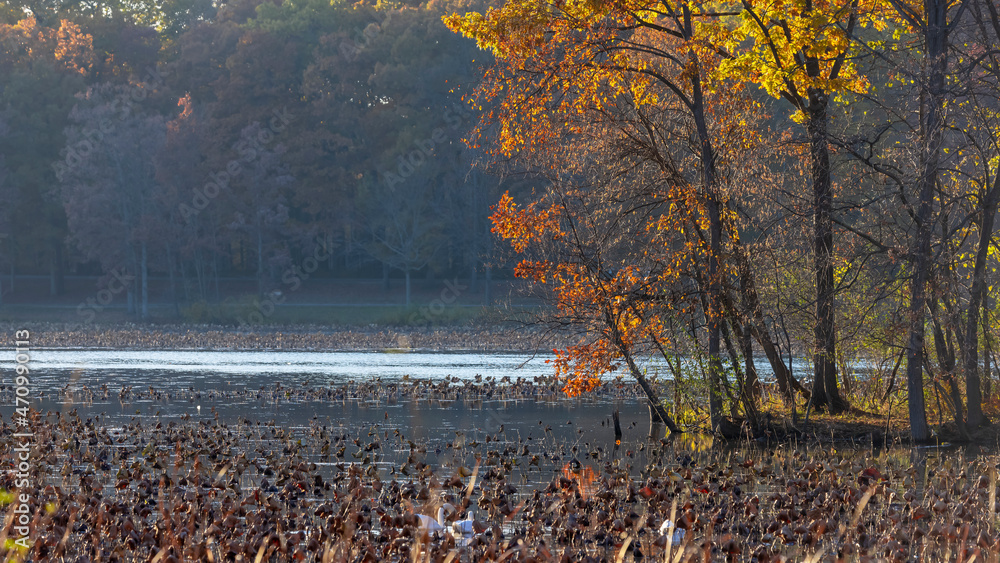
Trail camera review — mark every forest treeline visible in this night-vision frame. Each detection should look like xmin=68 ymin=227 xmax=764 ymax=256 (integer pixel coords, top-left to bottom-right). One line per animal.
xmin=0 ymin=0 xmax=507 ymax=314
xmin=447 ymin=0 xmax=1000 ymax=441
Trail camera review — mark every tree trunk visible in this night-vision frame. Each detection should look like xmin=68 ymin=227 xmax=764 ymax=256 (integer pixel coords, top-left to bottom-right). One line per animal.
xmin=344 ymin=223 xmax=352 ymax=271
xmin=904 ymin=0 xmax=948 ymax=443
xmin=723 ymin=318 xmax=758 ymax=425
xmin=180 ymin=258 xmax=191 ymax=302
xmin=806 ymin=89 xmax=847 ymax=413
xmin=140 ymin=242 xmax=148 ymax=320
xmin=621 ymin=339 xmax=681 ymax=433
xmin=606 ymin=307 xmax=681 ymax=432
xmin=194 ymin=247 xmax=205 ymax=301
xmin=257 ymin=230 xmax=264 ymax=297
xmin=983 ymin=299 xmax=994 ymax=402
xmin=484 ymin=265 xmax=492 ymax=305
xmin=705 ymin=192 xmax=725 ymax=429
xmin=904 ymin=191 xmax=933 ymax=443
xmin=929 ymin=301 xmax=963 ymax=429
xmin=685 ymin=26 xmax=724 ymax=430
xmin=166 ymin=241 xmax=179 ymax=316
xmin=963 ymin=167 xmax=998 ymax=427
xmin=49 ymin=244 xmax=64 ymax=296
xmin=404 ymin=269 xmax=411 ymax=307
xmin=742 ymin=324 xmax=761 ymax=398
xmin=213 ymin=250 xmax=221 ymax=302
xmin=470 ymin=170 xmax=480 ymax=293
xmin=327 ymin=232 xmax=335 ymax=272
xmin=731 ymin=246 xmax=809 ymax=402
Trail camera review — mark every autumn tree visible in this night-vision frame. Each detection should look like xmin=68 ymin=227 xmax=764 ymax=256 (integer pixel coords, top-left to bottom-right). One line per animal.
xmin=156 ymin=95 xmax=205 ymax=299
xmin=80 ymin=15 xmax=161 ymax=82
xmin=490 ymin=140 xmax=699 ymax=432
xmin=57 ymin=83 xmax=167 ymax=318
xmin=155 ymin=94 xmax=231 ymax=303
xmin=4 ymin=1 xmax=76 ymax=26
xmin=0 ymin=16 xmax=93 ymax=295
xmin=448 ymin=0 xmax=806 ymax=433
xmin=0 ymin=3 xmax=20 ymax=23
xmin=0 ymin=119 xmax=12 ymax=302
xmin=360 ymin=171 xmax=446 ymax=307
xmin=823 ymin=0 xmax=989 ymax=439
xmin=701 ymin=0 xmax=896 ymax=412
xmin=895 ymin=0 xmax=1000 ymax=433
xmin=955 ymin=0 xmax=1000 ymax=429
xmin=878 ymin=0 xmax=970 ymax=441
xmin=158 ymin=0 xmax=216 ymax=40
xmin=226 ymin=121 xmax=297 ymax=297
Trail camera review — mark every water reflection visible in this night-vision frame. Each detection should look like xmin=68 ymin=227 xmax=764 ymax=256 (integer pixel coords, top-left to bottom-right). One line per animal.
xmin=27 ymin=349 xmax=555 ymax=382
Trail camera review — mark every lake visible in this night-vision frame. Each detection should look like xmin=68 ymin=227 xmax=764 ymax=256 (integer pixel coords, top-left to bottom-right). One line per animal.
xmin=6 ymin=348 xmax=887 ymax=449
xmin=9 ymin=348 xmax=658 ymax=464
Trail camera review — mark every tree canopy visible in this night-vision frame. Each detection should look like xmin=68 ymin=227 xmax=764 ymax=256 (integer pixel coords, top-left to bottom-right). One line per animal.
xmin=448 ymin=0 xmax=1000 ymax=440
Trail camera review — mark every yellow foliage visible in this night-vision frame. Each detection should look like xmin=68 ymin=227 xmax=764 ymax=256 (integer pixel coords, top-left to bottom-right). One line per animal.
xmin=710 ymin=0 xmax=888 ymax=112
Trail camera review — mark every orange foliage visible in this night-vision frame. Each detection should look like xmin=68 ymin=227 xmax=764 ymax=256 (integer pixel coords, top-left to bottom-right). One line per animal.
xmin=492 ymin=181 xmax=709 ymax=396
xmin=445 ymin=2 xmax=683 ymax=159
xmin=3 ymin=17 xmax=94 ymax=74
xmin=54 ymin=20 xmax=94 ymax=74
xmin=491 ymin=191 xmax=563 ymax=253
xmin=561 ymin=462 xmax=598 ymax=501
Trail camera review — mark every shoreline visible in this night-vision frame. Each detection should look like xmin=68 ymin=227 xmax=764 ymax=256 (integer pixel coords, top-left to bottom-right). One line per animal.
xmin=1 ymin=321 xmax=566 ymax=353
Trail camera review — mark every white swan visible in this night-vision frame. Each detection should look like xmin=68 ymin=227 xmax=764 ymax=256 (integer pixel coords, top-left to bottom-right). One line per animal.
xmin=416 ymin=503 xmax=456 ymax=535
xmin=451 ymin=509 xmax=482 ymax=546
xmin=659 ymin=519 xmax=685 ymax=544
